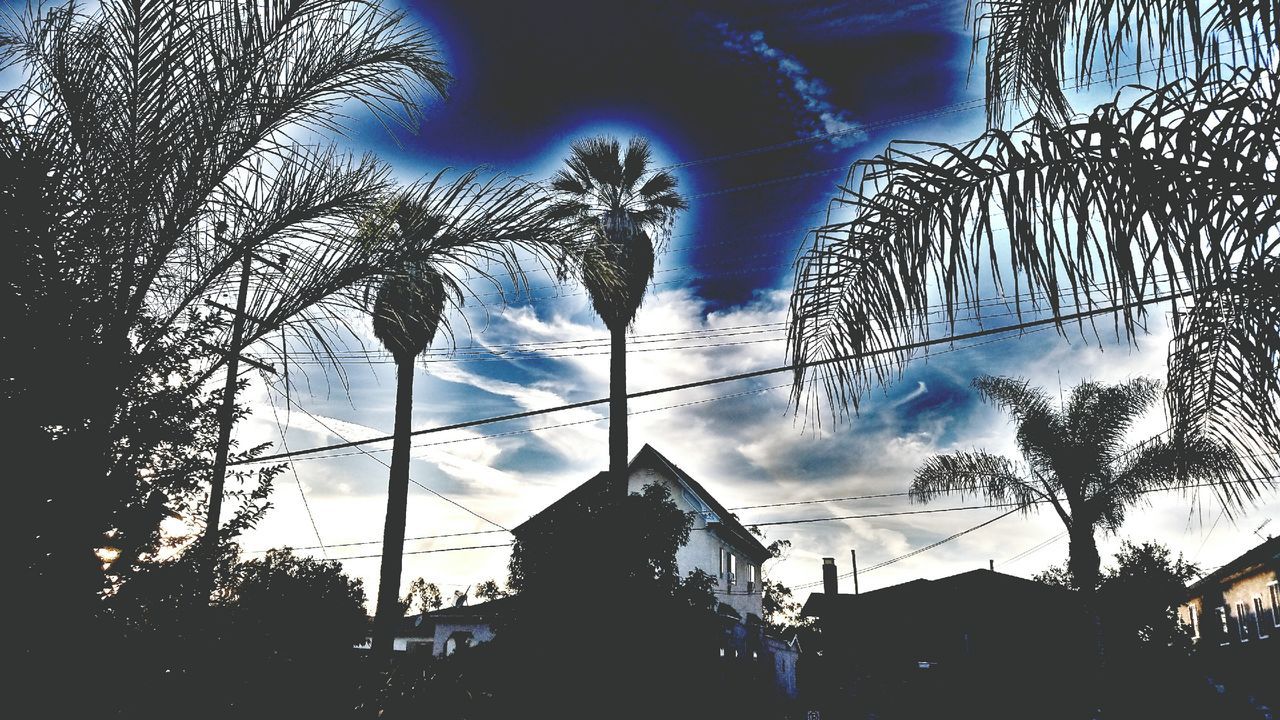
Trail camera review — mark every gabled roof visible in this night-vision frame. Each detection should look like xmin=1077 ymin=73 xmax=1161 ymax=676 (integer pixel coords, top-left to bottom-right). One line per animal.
xmin=513 ymin=444 xmax=773 ymax=563
xmin=1187 ymin=535 xmax=1279 ymax=596
xmin=801 ymin=568 xmax=1080 ymax=618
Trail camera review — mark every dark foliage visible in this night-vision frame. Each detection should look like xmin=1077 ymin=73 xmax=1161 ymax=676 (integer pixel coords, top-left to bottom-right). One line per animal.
xmin=912 ymin=375 xmax=1240 ymax=595
xmin=104 ymin=548 xmax=368 ymax=719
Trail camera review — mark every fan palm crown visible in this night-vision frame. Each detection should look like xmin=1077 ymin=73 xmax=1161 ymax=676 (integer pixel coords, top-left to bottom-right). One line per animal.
xmin=549 ymin=136 xmax=687 ymax=331
xmin=549 ymin=136 xmax=686 ymax=481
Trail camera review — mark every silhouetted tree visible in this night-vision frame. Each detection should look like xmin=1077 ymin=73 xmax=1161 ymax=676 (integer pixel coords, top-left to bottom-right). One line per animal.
xmin=402 ymin=577 xmax=444 ymax=614
xmin=359 ymin=175 xmax=589 ymax=663
xmin=786 ymin=0 xmax=1278 ymax=486
xmin=368 ymin=262 xmax=455 ymax=662
xmin=548 ymin=137 xmax=687 ymax=481
xmin=911 ymin=376 xmax=1239 ymax=596
xmin=1037 ymin=540 xmax=1200 ymax=655
xmin=107 ymin=547 xmax=367 ymax=718
xmin=3 ymin=4 xmax=448 ymax=695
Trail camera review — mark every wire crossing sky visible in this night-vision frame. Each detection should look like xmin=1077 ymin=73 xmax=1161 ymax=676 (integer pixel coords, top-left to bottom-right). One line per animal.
xmin=224 ymin=0 xmax=1279 ymax=606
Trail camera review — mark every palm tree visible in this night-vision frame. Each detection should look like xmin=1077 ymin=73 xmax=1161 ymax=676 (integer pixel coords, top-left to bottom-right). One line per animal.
xmin=361 ymin=171 xmax=586 ymax=662
xmin=786 ymin=0 xmax=1278 ymax=485
xmin=548 ymin=137 xmax=687 ymax=482
xmin=368 ymin=263 xmax=456 ymax=662
xmin=3 ymin=0 xmax=449 ymax=668
xmin=911 ymin=376 xmax=1241 ymax=595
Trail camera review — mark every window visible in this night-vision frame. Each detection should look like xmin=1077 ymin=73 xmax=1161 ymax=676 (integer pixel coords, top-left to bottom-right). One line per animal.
xmin=1187 ymin=605 xmax=1200 ymax=640
xmin=719 ymin=548 xmax=727 ymax=578
xmin=1270 ymin=582 xmax=1279 ymax=628
xmin=1236 ymin=602 xmax=1250 ymax=642
xmin=728 ymin=553 xmax=737 ymax=587
xmin=1255 ymin=597 xmax=1270 ymax=639
xmin=748 ymin=564 xmax=756 ymax=594
xmin=1217 ymin=606 xmax=1231 ymax=646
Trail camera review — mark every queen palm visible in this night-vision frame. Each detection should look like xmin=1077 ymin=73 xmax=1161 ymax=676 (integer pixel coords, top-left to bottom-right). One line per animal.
xmin=548 ymin=137 xmax=687 ymax=482
xmin=911 ymin=376 xmax=1240 ymax=595
xmin=786 ymin=0 xmax=1278 ymax=485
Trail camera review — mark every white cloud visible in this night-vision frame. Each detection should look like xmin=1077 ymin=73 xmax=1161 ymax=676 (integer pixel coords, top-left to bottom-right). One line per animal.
xmin=235 ymin=284 xmax=1278 ymax=611
xmin=714 ymin=23 xmax=865 ymax=150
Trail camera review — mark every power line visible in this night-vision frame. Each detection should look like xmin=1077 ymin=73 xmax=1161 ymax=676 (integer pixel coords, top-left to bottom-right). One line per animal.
xmin=235 ymin=288 xmax=1194 ymax=465
xmin=265 ymin=381 xmax=511 ymax=533
xmin=252 ymin=322 xmax=1062 ymax=464
xmin=328 ymin=542 xmax=513 ymax=561
xmin=264 ymin=384 xmax=328 ymax=558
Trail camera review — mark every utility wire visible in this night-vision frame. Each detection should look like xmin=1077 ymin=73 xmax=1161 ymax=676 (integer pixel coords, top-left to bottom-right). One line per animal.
xmin=266 ymin=381 xmax=511 ymax=533
xmin=264 ymin=382 xmax=328 ymax=557
xmin=250 ymin=322 xmax=1062 ymax=464
xmin=235 ymin=288 xmax=1194 ymax=466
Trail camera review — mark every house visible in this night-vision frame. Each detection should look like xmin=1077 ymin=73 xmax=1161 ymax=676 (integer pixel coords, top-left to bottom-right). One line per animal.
xmin=1178 ymin=536 xmax=1278 ymax=710
xmin=801 ymin=558 xmax=1093 ymax=719
xmin=389 ymin=444 xmax=800 ymax=702
xmin=393 ymin=596 xmax=515 ymax=658
xmin=1180 ymin=535 xmax=1278 ymax=650
xmin=513 ymin=443 xmax=775 ymax=620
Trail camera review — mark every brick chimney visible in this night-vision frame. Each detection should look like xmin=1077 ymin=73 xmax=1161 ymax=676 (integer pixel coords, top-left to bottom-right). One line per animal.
xmin=822 ymin=557 xmax=838 ymax=595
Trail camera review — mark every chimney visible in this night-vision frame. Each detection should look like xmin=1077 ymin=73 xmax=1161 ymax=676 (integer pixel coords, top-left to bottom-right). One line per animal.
xmin=822 ymin=557 xmax=838 ymax=595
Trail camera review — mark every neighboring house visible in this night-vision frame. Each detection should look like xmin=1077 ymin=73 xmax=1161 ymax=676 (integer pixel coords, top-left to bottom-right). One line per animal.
xmin=801 ymin=559 xmax=1093 ymax=719
xmin=1180 ymin=535 xmax=1279 ymax=650
xmin=513 ymin=443 xmax=775 ymax=620
xmin=393 ymin=596 xmax=514 ymax=658
xmin=1178 ymin=536 xmax=1278 ymax=710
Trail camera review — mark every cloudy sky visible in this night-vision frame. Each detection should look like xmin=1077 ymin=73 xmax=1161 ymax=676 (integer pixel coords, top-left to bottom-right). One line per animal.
xmin=225 ymin=0 xmax=1277 ymax=607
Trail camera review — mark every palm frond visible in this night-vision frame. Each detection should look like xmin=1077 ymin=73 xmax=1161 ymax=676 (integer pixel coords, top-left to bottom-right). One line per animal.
xmin=788 ymin=67 xmax=1279 ymax=432
xmin=911 ymin=450 xmax=1046 ymax=513
xmin=973 ymin=0 xmax=1276 ymax=126
xmin=1167 ymin=257 xmax=1280 ymax=469
xmin=1101 ymin=433 xmax=1251 ymax=528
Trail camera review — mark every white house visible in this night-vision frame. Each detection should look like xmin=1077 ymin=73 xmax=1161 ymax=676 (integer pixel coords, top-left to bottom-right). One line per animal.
xmin=393 ymin=444 xmax=776 ymax=649
xmin=511 ymin=443 xmax=774 ymax=619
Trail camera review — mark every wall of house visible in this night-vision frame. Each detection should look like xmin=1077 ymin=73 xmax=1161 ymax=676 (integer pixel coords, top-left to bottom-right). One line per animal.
xmin=628 ymin=467 xmax=764 ymax=620
xmin=431 ymin=618 xmax=496 ymax=657
xmin=1182 ymin=566 xmax=1279 ymax=648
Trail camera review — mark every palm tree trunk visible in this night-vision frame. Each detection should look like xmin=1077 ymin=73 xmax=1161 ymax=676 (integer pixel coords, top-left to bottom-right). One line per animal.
xmin=372 ymin=356 xmax=415 ymax=663
xmin=609 ymin=325 xmax=628 ymax=489
xmin=1067 ymin=523 xmax=1101 ymax=596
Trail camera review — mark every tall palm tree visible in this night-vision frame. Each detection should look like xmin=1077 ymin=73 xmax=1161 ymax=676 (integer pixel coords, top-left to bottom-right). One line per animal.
xmin=548 ymin=137 xmax=687 ymax=482
xmin=368 ymin=263 xmax=456 ymax=662
xmin=786 ymin=0 xmax=1278 ymax=486
xmin=361 ymin=171 xmax=586 ymax=662
xmin=911 ymin=376 xmax=1241 ymax=595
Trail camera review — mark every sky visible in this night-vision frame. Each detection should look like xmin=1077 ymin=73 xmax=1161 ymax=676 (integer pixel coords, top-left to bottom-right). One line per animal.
xmin=217 ymin=0 xmax=1278 ymax=609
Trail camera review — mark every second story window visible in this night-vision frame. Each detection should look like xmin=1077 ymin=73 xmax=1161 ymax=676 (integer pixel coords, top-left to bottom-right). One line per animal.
xmin=747 ymin=563 xmax=756 ymax=594
xmin=1236 ymin=602 xmax=1251 ymax=642
xmin=1255 ymin=597 xmax=1270 ymax=639
xmin=719 ymin=548 xmax=727 ymax=579
xmin=729 ymin=553 xmax=737 ymax=587
xmin=1217 ymin=606 xmax=1231 ymax=646
xmin=1187 ymin=605 xmax=1200 ymax=641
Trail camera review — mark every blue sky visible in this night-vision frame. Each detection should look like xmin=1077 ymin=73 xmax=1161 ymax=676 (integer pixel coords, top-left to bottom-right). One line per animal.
xmin=218 ymin=0 xmax=1277 ymax=606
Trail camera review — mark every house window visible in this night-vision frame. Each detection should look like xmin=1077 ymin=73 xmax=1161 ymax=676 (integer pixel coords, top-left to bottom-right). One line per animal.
xmin=1217 ymin=606 xmax=1231 ymax=646
xmin=719 ymin=548 xmax=727 ymax=578
xmin=748 ymin=564 xmax=756 ymax=594
xmin=1187 ymin=605 xmax=1200 ymax=640
xmin=1236 ymin=602 xmax=1250 ymax=642
xmin=1266 ymin=582 xmax=1280 ymax=627
xmin=728 ymin=554 xmax=737 ymax=587
xmin=1255 ymin=597 xmax=1270 ymax=639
